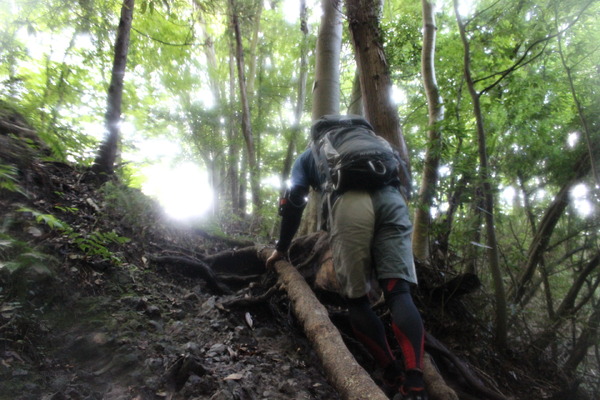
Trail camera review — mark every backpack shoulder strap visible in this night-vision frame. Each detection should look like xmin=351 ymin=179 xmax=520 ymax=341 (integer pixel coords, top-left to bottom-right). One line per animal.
xmin=310 ymin=139 xmax=332 ymax=192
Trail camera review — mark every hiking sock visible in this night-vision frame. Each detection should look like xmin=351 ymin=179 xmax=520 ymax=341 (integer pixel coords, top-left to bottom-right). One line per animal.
xmin=346 ymin=295 xmax=395 ymax=368
xmin=381 ymin=279 xmax=425 ymax=371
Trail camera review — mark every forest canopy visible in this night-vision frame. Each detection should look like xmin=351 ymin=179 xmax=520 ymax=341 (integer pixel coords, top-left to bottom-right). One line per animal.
xmin=1 ymin=0 xmax=599 ymax=397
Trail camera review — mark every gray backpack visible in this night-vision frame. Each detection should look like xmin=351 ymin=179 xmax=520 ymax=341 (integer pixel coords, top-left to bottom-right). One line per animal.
xmin=310 ymin=115 xmax=409 ymax=195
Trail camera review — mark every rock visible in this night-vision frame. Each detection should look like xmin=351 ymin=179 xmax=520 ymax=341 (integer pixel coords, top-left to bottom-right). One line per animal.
xmin=145 ymin=305 xmax=161 ymax=319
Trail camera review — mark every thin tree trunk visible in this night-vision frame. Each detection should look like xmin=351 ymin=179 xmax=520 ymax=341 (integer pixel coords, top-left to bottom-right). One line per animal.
xmin=347 ymin=71 xmax=363 ymax=115
xmin=227 ymin=32 xmax=242 ymax=216
xmin=245 ymin=0 xmax=263 ymax=102
xmin=197 ymin=14 xmax=224 ymax=216
xmin=555 ymin=10 xmax=599 ymax=186
xmin=92 ymin=0 xmax=135 ymax=176
xmin=434 ymin=139 xmax=472 ymax=268
xmin=413 ymin=0 xmax=444 ymax=263
xmin=454 ymin=0 xmax=507 ymax=348
xmin=230 ymin=0 xmax=261 ymax=212
xmin=517 ymin=172 xmax=555 ymax=319
xmin=346 ymin=0 xmax=411 ymax=194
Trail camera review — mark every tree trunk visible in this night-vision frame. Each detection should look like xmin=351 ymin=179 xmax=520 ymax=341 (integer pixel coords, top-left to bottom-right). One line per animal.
xmin=311 ymin=0 xmax=342 ymax=119
xmin=245 ymin=0 xmax=263 ymax=103
xmin=227 ymin=32 xmax=242 ymax=216
xmin=346 ymin=0 xmax=411 ymax=193
xmin=230 ymin=0 xmax=261 ymax=213
xmin=92 ymin=0 xmax=134 ymax=177
xmin=298 ymin=0 xmax=343 ymax=236
xmin=454 ymin=0 xmax=507 ymax=348
xmin=197 ymin=11 xmax=229 ymax=216
xmin=197 ymin=10 xmax=223 ymax=105
xmin=347 ymin=71 xmax=363 ymax=115
xmin=413 ymin=0 xmax=444 ymax=263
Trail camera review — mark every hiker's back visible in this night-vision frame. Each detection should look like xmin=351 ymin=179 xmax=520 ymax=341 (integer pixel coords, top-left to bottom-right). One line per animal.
xmin=310 ymin=115 xmax=406 ymax=194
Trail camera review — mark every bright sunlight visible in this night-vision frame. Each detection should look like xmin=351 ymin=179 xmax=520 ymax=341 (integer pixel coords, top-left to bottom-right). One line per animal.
xmin=142 ymin=161 xmax=213 ymax=220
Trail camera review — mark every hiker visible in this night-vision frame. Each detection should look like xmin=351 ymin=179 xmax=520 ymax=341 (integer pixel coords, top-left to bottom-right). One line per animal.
xmin=266 ymin=115 xmax=428 ymax=400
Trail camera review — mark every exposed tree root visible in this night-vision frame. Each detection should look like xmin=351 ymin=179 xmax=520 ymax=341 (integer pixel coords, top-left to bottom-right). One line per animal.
xmin=151 ymin=237 xmax=504 ymax=400
xmin=425 ymin=333 xmax=507 ymax=400
xmin=219 ymin=285 xmax=281 ymax=309
xmin=149 ymin=255 xmax=232 ymax=294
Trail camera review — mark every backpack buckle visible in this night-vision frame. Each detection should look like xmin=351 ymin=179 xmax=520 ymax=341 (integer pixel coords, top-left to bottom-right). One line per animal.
xmin=368 ymin=160 xmax=387 ymax=175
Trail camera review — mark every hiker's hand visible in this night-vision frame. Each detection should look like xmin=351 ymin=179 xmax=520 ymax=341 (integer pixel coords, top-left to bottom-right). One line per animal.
xmin=266 ymin=250 xmax=283 ymax=269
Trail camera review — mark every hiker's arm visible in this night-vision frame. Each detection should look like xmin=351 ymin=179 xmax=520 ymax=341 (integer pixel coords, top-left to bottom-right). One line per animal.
xmin=275 ymin=185 xmax=309 ymax=253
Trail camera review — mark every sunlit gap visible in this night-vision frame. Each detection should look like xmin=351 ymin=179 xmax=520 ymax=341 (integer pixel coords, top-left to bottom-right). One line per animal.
xmin=456 ymin=0 xmax=476 ymax=16
xmin=122 ymin=124 xmax=214 ymax=220
xmin=278 ymin=0 xmax=322 ymax=24
xmin=392 ymin=86 xmax=408 ymax=105
xmin=567 ymin=131 xmax=579 ymax=148
xmin=142 ymin=161 xmax=213 ymax=220
xmin=571 ymin=183 xmax=594 ymax=218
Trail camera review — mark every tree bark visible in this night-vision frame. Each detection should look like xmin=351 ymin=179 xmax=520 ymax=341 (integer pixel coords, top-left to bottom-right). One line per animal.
xmin=347 ymin=71 xmax=363 ymax=115
xmin=413 ymin=0 xmax=444 ymax=263
xmin=227 ymin=32 xmax=242 ymax=216
xmin=454 ymin=0 xmax=508 ymax=348
xmin=245 ymin=0 xmax=263 ymax=103
xmin=92 ymin=0 xmax=135 ymax=176
xmin=346 ymin=0 xmax=411 ymax=194
xmin=311 ymin=0 xmax=342 ymax=119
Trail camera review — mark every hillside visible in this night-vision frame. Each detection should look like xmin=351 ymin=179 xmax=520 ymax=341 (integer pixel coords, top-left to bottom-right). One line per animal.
xmin=0 ymin=112 xmax=586 ymax=400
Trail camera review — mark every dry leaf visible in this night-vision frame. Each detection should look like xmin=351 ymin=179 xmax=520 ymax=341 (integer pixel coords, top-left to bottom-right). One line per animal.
xmin=224 ymin=373 xmax=244 ymax=381
xmin=245 ymin=312 xmax=253 ymax=329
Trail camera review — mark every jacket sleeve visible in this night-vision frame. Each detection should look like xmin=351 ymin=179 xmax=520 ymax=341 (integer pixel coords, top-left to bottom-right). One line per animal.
xmin=275 ymin=184 xmax=309 ymax=252
xmin=275 ymin=149 xmax=318 ymax=252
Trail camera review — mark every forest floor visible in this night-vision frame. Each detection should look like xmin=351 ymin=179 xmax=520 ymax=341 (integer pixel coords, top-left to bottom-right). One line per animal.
xmin=0 ymin=118 xmax=581 ymax=400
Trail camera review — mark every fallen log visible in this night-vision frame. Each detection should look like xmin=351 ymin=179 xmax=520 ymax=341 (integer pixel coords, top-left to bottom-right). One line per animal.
xmin=258 ymin=247 xmax=458 ymax=400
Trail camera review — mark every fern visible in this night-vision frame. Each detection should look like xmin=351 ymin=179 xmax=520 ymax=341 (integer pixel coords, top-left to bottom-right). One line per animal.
xmin=15 ymin=207 xmax=130 ymax=264
xmin=0 ymin=163 xmax=27 ymax=197
xmin=17 ymin=207 xmax=69 ymax=230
